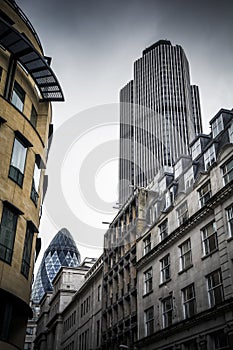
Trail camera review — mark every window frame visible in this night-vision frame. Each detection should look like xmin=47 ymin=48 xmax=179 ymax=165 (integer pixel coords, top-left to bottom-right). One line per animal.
xmin=179 ymin=238 xmax=192 ymax=271
xmin=182 ymin=283 xmax=196 ymax=319
xmin=212 ymin=115 xmax=224 ymax=138
xmin=191 ymin=138 xmax=201 ymax=160
xmin=159 ymin=219 xmax=168 ymax=241
xmin=226 ymin=205 xmax=233 ymax=237
xmin=201 ymin=221 xmax=218 ymax=256
xmin=144 ymin=267 xmax=153 ymax=294
xmin=207 ymin=269 xmax=224 ymax=307
xmin=177 ymin=201 xmax=189 ymax=226
xmin=160 ymin=254 xmax=170 ymax=284
xmin=184 ymin=167 xmax=194 ymax=191
xmin=228 ymin=123 xmax=233 ymax=143
xmin=9 ymin=137 xmax=28 ymax=187
xmin=162 ymin=296 xmax=173 ymax=328
xmin=222 ymin=157 xmax=233 ymax=186
xmin=143 ymin=234 xmax=151 ymax=255
xmin=31 ymin=159 xmax=41 ymax=206
xmin=0 ymin=205 xmax=19 ymax=264
xmin=204 ymin=144 xmax=216 ymax=171
xmin=21 ymin=223 xmax=35 ymax=279
xmin=211 ymin=329 xmax=229 ymax=350
xmin=198 ymin=181 xmax=212 ymax=208
xmin=144 ymin=306 xmax=154 ymax=336
xmin=11 ymin=81 xmax=25 ymax=112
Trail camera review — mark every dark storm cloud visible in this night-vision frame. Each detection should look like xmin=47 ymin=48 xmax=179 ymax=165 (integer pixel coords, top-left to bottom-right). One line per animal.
xmin=17 ymin=0 xmax=233 ymax=127
xmin=14 ymin=0 xmax=233 ymax=260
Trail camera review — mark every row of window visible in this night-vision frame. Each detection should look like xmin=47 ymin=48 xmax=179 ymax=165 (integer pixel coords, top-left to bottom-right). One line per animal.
xmin=191 ymin=119 xmax=233 ymax=161
xmin=78 ymin=329 xmax=89 ymax=350
xmin=9 ymin=135 xmax=41 ymax=206
xmin=80 ymin=296 xmax=91 ymax=317
xmin=144 ymin=218 xmax=229 ymax=291
xmin=144 ymin=188 xmax=233 ymax=256
xmin=204 ymin=132 xmax=233 ymax=171
xmin=147 ymin=156 xmax=233 ymax=234
xmin=144 ymin=330 xmax=229 ymax=350
xmin=144 ymin=269 xmax=224 ymax=335
xmin=0 ymin=203 xmax=34 ymax=278
xmin=64 ymin=311 xmax=76 ymax=333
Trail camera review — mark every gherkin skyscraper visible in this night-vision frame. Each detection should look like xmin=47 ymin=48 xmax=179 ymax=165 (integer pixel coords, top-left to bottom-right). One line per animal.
xmin=31 ymin=228 xmax=81 ymax=303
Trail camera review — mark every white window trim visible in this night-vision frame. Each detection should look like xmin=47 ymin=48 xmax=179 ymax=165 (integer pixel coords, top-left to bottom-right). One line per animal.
xmin=198 ymin=181 xmax=212 ymax=208
xmin=207 ymin=270 xmax=224 ymax=307
xmin=226 ymin=205 xmax=233 ymax=238
xmin=229 ymin=123 xmax=233 ymax=143
xmin=204 ymin=144 xmax=216 ymax=171
xmin=179 ymin=238 xmax=192 ymax=271
xmin=191 ymin=138 xmax=201 ymax=159
xmin=160 ymin=254 xmax=170 ymax=284
xmin=201 ymin=222 xmax=218 ymax=256
xmin=212 ymin=115 xmax=223 ymax=138
xmin=182 ymin=284 xmax=196 ymax=319
xmin=144 ymin=268 xmax=153 ymax=294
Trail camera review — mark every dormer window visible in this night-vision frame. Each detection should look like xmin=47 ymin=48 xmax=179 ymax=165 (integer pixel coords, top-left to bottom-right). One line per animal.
xmin=174 ymin=159 xmax=183 ymax=178
xmin=204 ymin=144 xmax=216 ymax=171
xmin=191 ymin=138 xmax=201 ymax=160
xmin=228 ymin=123 xmax=233 ymax=143
xmin=164 ymin=187 xmax=175 ymax=210
xmin=184 ymin=167 xmax=194 ymax=190
xmin=177 ymin=201 xmax=189 ymax=226
xmin=159 ymin=177 xmax=166 ymax=194
xmin=148 ymin=202 xmax=157 ymax=224
xmin=212 ymin=115 xmax=223 ymax=138
xmin=165 ymin=191 xmax=171 ymax=209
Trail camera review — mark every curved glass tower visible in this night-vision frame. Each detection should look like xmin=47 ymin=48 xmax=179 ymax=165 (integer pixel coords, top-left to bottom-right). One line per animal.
xmin=32 ymin=228 xmax=81 ymax=303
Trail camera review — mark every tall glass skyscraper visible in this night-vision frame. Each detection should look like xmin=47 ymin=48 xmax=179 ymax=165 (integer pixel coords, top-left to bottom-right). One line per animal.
xmin=119 ymin=40 xmax=202 ymax=203
xmin=31 ymin=228 xmax=81 ymax=303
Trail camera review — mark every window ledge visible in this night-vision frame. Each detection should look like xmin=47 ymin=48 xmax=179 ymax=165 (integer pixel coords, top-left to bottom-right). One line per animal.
xmin=143 ymin=290 xmax=153 ymax=298
xmin=227 ymin=236 xmax=233 ymax=243
xmin=159 ymin=278 xmax=171 ymax=288
xmin=201 ymin=248 xmax=218 ymax=260
xmin=178 ymin=264 xmax=193 ymax=275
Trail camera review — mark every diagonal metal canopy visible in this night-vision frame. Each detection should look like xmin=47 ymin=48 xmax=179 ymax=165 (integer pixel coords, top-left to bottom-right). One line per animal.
xmin=0 ymin=17 xmax=64 ymax=101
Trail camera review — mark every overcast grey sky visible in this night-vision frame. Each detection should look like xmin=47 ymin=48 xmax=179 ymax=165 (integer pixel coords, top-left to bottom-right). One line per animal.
xmin=16 ymin=0 xmax=233 ymax=264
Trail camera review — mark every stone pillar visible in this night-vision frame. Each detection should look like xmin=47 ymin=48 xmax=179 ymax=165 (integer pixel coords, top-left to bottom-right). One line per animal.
xmin=174 ymin=344 xmax=182 ymax=350
xmin=198 ymin=335 xmax=207 ymax=350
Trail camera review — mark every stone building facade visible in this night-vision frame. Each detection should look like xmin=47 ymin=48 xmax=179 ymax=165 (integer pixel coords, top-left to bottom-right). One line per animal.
xmin=34 ymin=257 xmax=103 ymax=350
xmin=102 ymin=190 xmax=148 ymax=349
xmin=33 ymin=108 xmax=233 ymax=350
xmin=0 ymin=0 xmax=63 ymax=349
xmin=136 ymin=108 xmax=233 ymax=350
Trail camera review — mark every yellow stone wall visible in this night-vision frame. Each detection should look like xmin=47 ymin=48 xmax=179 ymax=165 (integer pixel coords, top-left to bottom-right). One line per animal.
xmin=0 ymin=1 xmax=54 ymax=347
